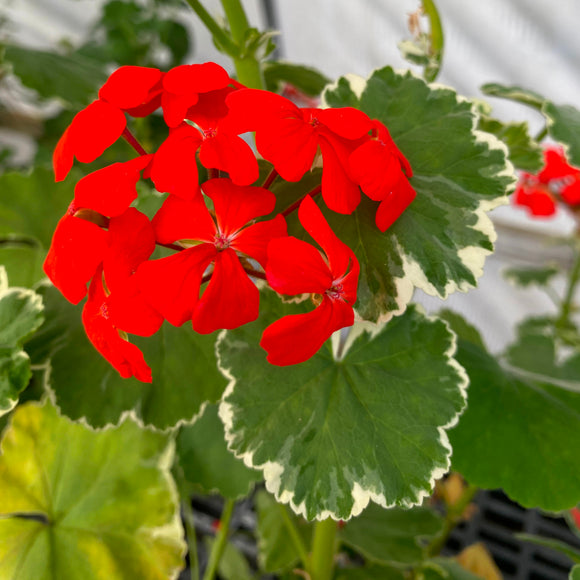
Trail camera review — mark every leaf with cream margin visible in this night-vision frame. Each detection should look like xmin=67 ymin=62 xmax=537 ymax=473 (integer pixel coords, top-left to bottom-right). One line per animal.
xmin=447 ymin=313 xmax=580 ymax=511
xmin=480 ymin=83 xmax=546 ymax=110
xmin=32 ymin=285 xmax=227 ymax=431
xmin=571 ymin=564 xmax=580 ymax=580
xmin=0 ymin=400 xmax=186 ymax=579
xmin=323 ymin=67 xmax=514 ymax=323
xmin=0 ymin=267 xmax=44 ymax=417
xmin=175 ymin=403 xmax=262 ymax=499
xmin=218 ymin=290 xmax=467 ymax=520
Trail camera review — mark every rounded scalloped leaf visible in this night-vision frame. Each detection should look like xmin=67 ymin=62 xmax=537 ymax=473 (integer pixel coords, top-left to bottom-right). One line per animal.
xmin=544 ymin=101 xmax=580 ymax=167
xmin=33 ymin=285 xmax=227 ymax=431
xmin=218 ymin=291 xmax=467 ymax=520
xmin=0 ymin=400 xmax=186 ymax=579
xmin=323 ymin=67 xmax=515 ymax=322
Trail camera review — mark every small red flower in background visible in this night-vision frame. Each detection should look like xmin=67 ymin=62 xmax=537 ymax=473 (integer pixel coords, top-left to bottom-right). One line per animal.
xmin=514 ymin=147 xmax=580 ymax=217
xmin=261 ymin=195 xmax=359 ymax=366
xmin=137 ymin=178 xmax=287 ymax=334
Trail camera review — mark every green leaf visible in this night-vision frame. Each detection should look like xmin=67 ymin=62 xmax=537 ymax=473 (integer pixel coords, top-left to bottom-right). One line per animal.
xmin=339 ymin=503 xmax=443 ymax=566
xmin=324 ymin=67 xmax=514 ymax=322
xmin=263 ymin=61 xmax=331 ymax=96
xmin=503 ymin=265 xmax=559 ymax=288
xmin=516 ymin=533 xmax=580 ymax=563
xmin=40 ymin=286 xmax=227 ymax=430
xmin=255 ymin=490 xmax=312 ymax=573
xmin=0 ymin=400 xmax=186 ymax=579
xmin=420 ymin=558 xmax=482 ymax=580
xmin=544 ymin=102 xmax=580 ymax=167
xmin=449 ymin=329 xmax=580 ymax=511
xmin=335 ymin=565 xmax=406 ymax=580
xmin=203 ymin=537 xmax=253 ymax=580
xmin=398 ymin=38 xmax=432 ymax=67
xmin=219 ymin=291 xmax=467 ymax=520
xmin=0 ymin=242 xmax=45 ymax=288
xmin=0 ymin=347 xmax=31 ymax=415
xmin=0 ymin=167 xmax=76 ymax=249
xmin=175 ymin=403 xmax=262 ymax=499
xmin=571 ymin=564 xmax=580 ymax=580
xmin=480 ymin=83 xmax=546 ymax=110
xmin=0 ymin=286 xmax=44 ymax=347
xmin=3 ymin=44 xmax=106 ymax=107
xmin=478 ymin=116 xmax=543 ymax=172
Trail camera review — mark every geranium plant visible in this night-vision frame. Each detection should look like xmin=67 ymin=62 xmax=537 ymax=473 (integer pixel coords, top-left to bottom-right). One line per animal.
xmin=0 ymin=1 xmax=579 ymax=579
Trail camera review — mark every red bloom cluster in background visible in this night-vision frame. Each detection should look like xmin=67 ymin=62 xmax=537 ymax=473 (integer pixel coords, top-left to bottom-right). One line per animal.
xmin=45 ymin=62 xmax=416 ymax=381
xmin=514 ymin=147 xmax=580 ymax=217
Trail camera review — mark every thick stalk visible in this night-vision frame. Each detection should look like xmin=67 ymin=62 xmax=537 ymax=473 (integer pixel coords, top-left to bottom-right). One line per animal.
xmin=556 ymin=243 xmax=580 ymax=328
xmin=278 ymin=503 xmax=310 ymax=569
xmin=422 ymin=0 xmax=444 ymax=82
xmin=202 ymin=499 xmax=235 ymax=580
xmin=183 ymin=0 xmax=237 ymax=55
xmin=220 ymin=0 xmax=265 ymax=89
xmin=308 ymin=518 xmax=338 ymax=580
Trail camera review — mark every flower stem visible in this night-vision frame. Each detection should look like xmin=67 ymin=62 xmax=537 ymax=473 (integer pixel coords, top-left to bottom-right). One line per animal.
xmin=202 ymin=499 xmax=235 ymax=580
xmin=182 ymin=499 xmax=200 ymax=580
xmin=262 ymin=167 xmax=279 ymax=190
xmin=122 ymin=127 xmax=148 ymax=156
xmin=307 ymin=517 xmax=338 ymax=580
xmin=556 ymin=242 xmax=580 ymax=328
xmin=427 ymin=483 xmax=478 ymax=556
xmin=278 ymin=503 xmax=310 ymax=569
xmin=281 ymin=185 xmax=322 ymax=217
xmin=183 ymin=0 xmax=238 ymax=55
xmin=422 ymin=0 xmax=444 ymax=82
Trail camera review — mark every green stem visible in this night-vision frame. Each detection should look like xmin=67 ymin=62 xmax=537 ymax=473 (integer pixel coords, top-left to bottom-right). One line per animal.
xmin=182 ymin=499 xmax=199 ymax=580
xmin=556 ymin=243 xmax=580 ymax=328
xmin=183 ymin=0 xmax=238 ymax=55
xmin=220 ymin=0 xmax=265 ymax=88
xmin=427 ymin=483 xmax=478 ymax=556
xmin=308 ymin=518 xmax=338 ymax=580
xmin=278 ymin=503 xmax=310 ymax=568
xmin=202 ymin=499 xmax=235 ymax=580
xmin=535 ymin=126 xmax=548 ymax=142
xmin=422 ymin=0 xmax=444 ymax=82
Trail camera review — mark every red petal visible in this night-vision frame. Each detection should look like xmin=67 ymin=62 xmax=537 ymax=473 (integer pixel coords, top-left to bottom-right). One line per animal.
xmin=82 ymin=271 xmax=152 ymax=382
xmin=136 ymin=244 xmax=216 ymax=326
xmin=375 ymin=178 xmax=417 ymax=232
xmin=199 ymin=133 xmax=259 ymax=186
xmin=298 ymin=195 xmax=353 ymax=280
xmin=152 ymin=194 xmax=216 ymax=244
xmin=266 ymin=236 xmax=332 ymax=295
xmin=539 ymin=148 xmax=579 ymax=182
xmin=192 ymin=248 xmax=259 ymax=334
xmin=104 ymin=208 xmax=156 ymax=291
xmin=53 ymin=127 xmax=74 ymax=182
xmin=561 ymin=180 xmax=580 ymax=205
xmin=99 ymin=66 xmax=163 ymax=110
xmin=150 ymin=126 xmax=202 ymax=200
xmin=319 ymin=135 xmax=360 ymax=214
xmin=514 ymin=184 xmax=556 ymax=217
xmin=74 ymin=155 xmax=152 ymax=217
xmin=232 ymin=215 xmax=287 ymax=268
xmin=43 ymin=212 xmax=109 ymax=304
xmin=163 ymin=62 xmax=231 ymax=95
xmin=106 ymin=278 xmax=163 ymax=337
xmin=187 ymin=86 xmax=236 ymax=126
xmin=69 ymin=100 xmax=127 ymax=164
xmin=202 ymin=178 xmax=275 ymax=236
xmin=125 ymin=92 xmax=162 ymax=118
xmin=261 ymin=297 xmax=353 ymax=366
xmin=317 ymin=107 xmax=373 ymax=140
xmin=349 ymin=139 xmax=401 ymax=201
xmin=162 ymin=91 xmax=200 ymax=128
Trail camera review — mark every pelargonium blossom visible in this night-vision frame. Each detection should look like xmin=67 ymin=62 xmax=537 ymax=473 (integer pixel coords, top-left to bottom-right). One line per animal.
xmin=515 ymin=147 xmax=580 ymax=217
xmin=137 ymin=178 xmax=287 ymax=334
xmin=260 ymin=195 xmax=360 ymax=366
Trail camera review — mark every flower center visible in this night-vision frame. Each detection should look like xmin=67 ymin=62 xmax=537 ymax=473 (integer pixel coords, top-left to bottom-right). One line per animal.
xmin=326 ymin=283 xmax=344 ymax=301
xmin=214 ymin=233 xmax=230 ymax=251
xmin=99 ymin=302 xmax=110 ymax=319
xmin=203 ymin=127 xmax=218 ymax=139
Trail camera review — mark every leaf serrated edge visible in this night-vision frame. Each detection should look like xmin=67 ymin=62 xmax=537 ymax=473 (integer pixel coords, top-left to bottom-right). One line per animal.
xmin=217 ymin=312 xmax=469 ymax=521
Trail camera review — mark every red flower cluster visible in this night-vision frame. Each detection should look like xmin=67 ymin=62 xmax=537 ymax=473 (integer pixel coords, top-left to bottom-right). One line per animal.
xmin=514 ymin=147 xmax=580 ymax=217
xmin=45 ymin=63 xmax=416 ymax=381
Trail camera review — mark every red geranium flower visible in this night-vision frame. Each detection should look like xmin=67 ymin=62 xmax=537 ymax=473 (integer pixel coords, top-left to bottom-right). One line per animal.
xmin=137 ymin=178 xmax=287 ymax=334
xmin=260 ymin=195 xmax=359 ymax=366
xmin=224 ymin=89 xmax=373 ymax=214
